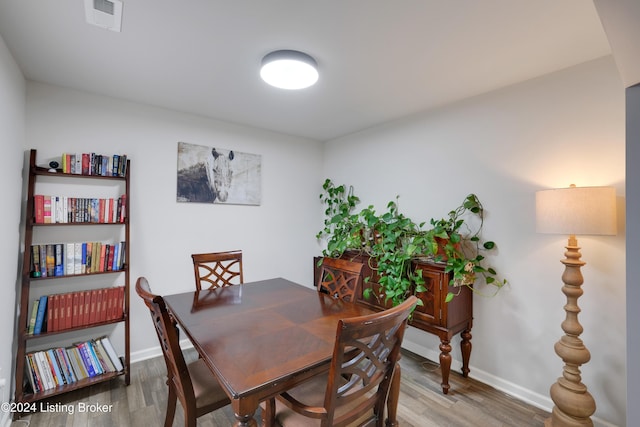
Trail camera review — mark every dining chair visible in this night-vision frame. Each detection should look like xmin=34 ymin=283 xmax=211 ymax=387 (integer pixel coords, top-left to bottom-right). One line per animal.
xmin=191 ymin=250 xmax=243 ymax=290
xmin=262 ymin=295 xmax=418 ymax=427
xmin=317 ymin=257 xmax=364 ymax=302
xmin=135 ymin=277 xmax=231 ymax=427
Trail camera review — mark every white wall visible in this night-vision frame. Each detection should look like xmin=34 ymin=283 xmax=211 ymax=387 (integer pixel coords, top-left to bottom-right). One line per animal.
xmin=24 ymin=82 xmax=323 ymax=361
xmin=323 ymin=56 xmax=626 ymax=426
xmin=0 ymin=34 xmax=25 ymax=427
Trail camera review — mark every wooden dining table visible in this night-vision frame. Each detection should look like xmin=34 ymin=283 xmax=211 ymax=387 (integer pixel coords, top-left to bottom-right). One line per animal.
xmin=163 ymin=277 xmax=401 ymax=427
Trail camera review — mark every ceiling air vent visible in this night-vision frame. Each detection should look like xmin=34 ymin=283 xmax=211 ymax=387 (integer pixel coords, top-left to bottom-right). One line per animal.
xmin=84 ymin=0 xmax=123 ymax=32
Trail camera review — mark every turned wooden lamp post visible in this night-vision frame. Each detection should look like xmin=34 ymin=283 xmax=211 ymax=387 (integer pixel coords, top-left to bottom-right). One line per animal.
xmin=535 ymin=185 xmax=617 ymax=427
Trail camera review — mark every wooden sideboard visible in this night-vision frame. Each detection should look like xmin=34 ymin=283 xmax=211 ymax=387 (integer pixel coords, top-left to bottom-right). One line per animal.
xmin=314 ymin=252 xmax=473 ymax=394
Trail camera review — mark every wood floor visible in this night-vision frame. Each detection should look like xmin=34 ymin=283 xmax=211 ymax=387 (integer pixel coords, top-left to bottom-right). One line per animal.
xmin=11 ymin=348 xmax=550 ymax=427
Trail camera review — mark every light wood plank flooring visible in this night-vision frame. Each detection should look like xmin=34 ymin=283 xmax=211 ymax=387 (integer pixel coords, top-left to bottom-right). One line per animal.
xmin=11 ymin=349 xmax=549 ymax=426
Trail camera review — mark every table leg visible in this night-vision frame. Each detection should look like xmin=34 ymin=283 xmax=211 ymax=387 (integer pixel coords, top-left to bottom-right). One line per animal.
xmin=460 ymin=328 xmax=472 ymax=377
xmin=385 ymin=364 xmax=401 ymax=427
xmin=232 ymin=399 xmax=259 ymax=427
xmin=439 ymin=339 xmax=452 ymax=394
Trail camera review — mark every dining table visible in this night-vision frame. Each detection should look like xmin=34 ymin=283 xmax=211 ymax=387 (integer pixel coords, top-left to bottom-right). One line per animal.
xmin=163 ymin=277 xmax=401 ymax=427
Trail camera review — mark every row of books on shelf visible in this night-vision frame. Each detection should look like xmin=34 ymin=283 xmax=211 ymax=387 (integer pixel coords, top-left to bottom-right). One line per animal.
xmin=34 ymin=194 xmax=126 ymax=224
xmin=24 ymin=336 xmax=124 ymax=394
xmin=58 ymin=153 xmax=127 ymax=177
xmin=30 ymin=241 xmax=125 ymax=278
xmin=28 ymin=286 xmax=125 ymax=335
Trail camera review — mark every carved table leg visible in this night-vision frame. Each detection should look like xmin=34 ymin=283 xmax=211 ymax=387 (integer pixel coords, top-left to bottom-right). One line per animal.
xmin=233 ymin=414 xmax=257 ymax=427
xmin=439 ymin=339 xmax=452 ymax=394
xmin=385 ymin=363 xmax=401 ymax=427
xmin=460 ymin=328 xmax=472 ymax=377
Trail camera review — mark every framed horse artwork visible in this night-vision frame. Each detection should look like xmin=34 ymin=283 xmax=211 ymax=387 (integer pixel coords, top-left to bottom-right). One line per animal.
xmin=176 ymin=141 xmax=262 ymax=205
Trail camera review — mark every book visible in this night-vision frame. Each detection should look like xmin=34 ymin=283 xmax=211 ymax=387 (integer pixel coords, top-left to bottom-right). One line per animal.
xmin=49 ymin=294 xmax=58 ymax=332
xmin=39 ymin=244 xmax=47 ymax=278
xmin=27 ymin=299 xmax=39 ymax=334
xmin=54 ymin=196 xmax=63 ymax=223
xmin=82 ymin=290 xmax=91 ymax=326
xmin=89 ymin=290 xmax=98 ymax=324
xmin=46 ymin=349 xmax=65 ymax=385
xmin=72 ymin=292 xmax=80 ymax=328
xmin=34 ymin=351 xmax=55 ymax=390
xmin=90 ymin=339 xmax=113 ymax=373
xmin=34 ymin=195 xmax=44 ymax=224
xmin=64 ymin=292 xmax=73 ymax=330
xmin=33 ymin=295 xmax=48 ymax=334
xmin=54 ymin=243 xmax=64 ymax=276
xmin=43 ymin=196 xmax=51 ymax=223
xmin=76 ymin=342 xmax=97 ymax=377
xmin=56 ymin=347 xmax=76 ymax=384
xmin=100 ymin=336 xmax=123 ymax=372
xmin=25 ymin=354 xmax=42 ymax=393
xmin=74 ymin=243 xmax=83 ymax=275
xmin=84 ymin=341 xmax=104 ymax=375
xmin=66 ymin=347 xmax=88 ymax=380
xmin=81 ymin=243 xmax=87 ymax=274
xmin=45 ymin=244 xmax=55 ymax=277
xmin=31 ymin=245 xmax=41 ymax=278
xmin=65 ymin=242 xmax=75 ymax=276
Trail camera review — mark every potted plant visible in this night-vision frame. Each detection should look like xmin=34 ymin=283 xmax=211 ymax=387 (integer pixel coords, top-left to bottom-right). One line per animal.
xmin=424 ymin=193 xmax=506 ymax=302
xmin=316 ymin=179 xmax=506 ymax=305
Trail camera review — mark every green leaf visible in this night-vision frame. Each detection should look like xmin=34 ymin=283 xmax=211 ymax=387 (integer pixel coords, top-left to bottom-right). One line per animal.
xmin=445 ymin=292 xmax=455 ymax=303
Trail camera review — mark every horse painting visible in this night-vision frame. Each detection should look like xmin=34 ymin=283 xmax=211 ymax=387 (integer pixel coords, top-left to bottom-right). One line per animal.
xmin=177 ymin=142 xmax=262 ymax=205
xmin=177 ymin=145 xmax=234 ymax=203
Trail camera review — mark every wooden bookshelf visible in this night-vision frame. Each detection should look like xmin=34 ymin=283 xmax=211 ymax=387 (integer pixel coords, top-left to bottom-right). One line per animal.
xmin=13 ymin=149 xmax=131 ymax=419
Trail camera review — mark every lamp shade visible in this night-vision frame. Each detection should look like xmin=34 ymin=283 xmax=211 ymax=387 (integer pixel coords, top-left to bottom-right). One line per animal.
xmin=260 ymin=50 xmax=318 ymax=90
xmin=536 ymin=185 xmax=617 ymax=236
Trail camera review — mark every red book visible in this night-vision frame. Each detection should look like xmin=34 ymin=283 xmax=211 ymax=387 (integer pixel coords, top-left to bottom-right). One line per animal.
xmin=106 ymin=245 xmax=114 ymax=271
xmin=99 ymin=245 xmax=106 ymax=272
xmin=107 ymin=198 xmax=114 ymax=223
xmin=88 ymin=290 xmax=98 ymax=324
xmin=98 ymin=199 xmax=105 ymax=223
xmin=99 ymin=289 xmax=108 ymax=322
xmin=82 ymin=291 xmax=91 ymax=326
xmin=95 ymin=289 xmax=103 ymax=323
xmin=106 ymin=288 xmax=115 ymax=320
xmin=82 ymin=153 xmax=90 ymax=175
xmin=34 ymin=195 xmax=44 ymax=223
xmin=65 ymin=293 xmax=73 ymax=330
xmin=48 ymin=294 xmax=56 ymax=333
xmin=72 ymin=292 xmax=80 ymax=328
xmin=119 ymin=194 xmax=127 ymax=223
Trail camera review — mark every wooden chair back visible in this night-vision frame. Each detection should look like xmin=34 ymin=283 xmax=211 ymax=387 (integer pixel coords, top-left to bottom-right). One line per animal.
xmin=135 ymin=277 xmax=197 ymax=410
xmin=276 ymin=295 xmax=418 ymax=427
xmin=317 ymin=257 xmax=363 ymax=302
xmin=191 ymin=250 xmax=243 ymax=290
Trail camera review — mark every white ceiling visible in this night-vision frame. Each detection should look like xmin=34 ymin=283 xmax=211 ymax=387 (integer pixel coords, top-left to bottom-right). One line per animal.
xmin=0 ymin=1 xmax=612 ymax=141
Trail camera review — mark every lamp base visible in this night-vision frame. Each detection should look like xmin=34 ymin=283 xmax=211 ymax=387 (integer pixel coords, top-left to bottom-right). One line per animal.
xmin=545 ymin=237 xmax=596 ymax=427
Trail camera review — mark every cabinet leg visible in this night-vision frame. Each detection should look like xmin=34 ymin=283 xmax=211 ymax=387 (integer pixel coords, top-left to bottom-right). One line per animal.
xmin=460 ymin=328 xmax=472 ymax=377
xmin=439 ymin=339 xmax=452 ymax=394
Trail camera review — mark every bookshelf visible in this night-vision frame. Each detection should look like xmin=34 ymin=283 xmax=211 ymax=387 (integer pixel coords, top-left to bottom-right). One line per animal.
xmin=14 ymin=149 xmax=130 ymax=417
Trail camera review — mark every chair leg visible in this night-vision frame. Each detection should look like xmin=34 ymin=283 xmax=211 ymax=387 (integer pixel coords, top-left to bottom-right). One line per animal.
xmin=262 ymin=398 xmax=276 ymax=427
xmin=165 ymin=383 xmax=178 ymax=427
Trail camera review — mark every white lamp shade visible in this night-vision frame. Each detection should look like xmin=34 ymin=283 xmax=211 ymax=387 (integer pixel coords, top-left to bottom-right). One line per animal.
xmin=536 ymin=186 xmax=617 ymax=236
xmin=260 ymin=50 xmax=318 ymax=90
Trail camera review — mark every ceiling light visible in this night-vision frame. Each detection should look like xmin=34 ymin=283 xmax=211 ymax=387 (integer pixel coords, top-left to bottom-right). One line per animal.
xmin=260 ymin=50 xmax=319 ymax=90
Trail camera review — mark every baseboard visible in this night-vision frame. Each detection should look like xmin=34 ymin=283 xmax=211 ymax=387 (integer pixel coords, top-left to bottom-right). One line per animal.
xmin=0 ymin=411 xmax=10 ymax=427
xmin=401 ymin=341 xmax=617 ymax=427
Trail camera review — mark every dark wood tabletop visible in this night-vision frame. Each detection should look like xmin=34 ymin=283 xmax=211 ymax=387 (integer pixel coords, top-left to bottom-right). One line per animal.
xmin=163 ymin=277 xmax=378 ymax=427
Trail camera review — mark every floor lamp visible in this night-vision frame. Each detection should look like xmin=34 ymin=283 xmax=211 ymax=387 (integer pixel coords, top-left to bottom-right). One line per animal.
xmin=535 ymin=185 xmax=617 ymax=427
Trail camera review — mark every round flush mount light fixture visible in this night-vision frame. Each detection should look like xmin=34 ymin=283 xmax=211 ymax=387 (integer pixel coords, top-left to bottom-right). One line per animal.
xmin=260 ymin=50 xmax=319 ymax=90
